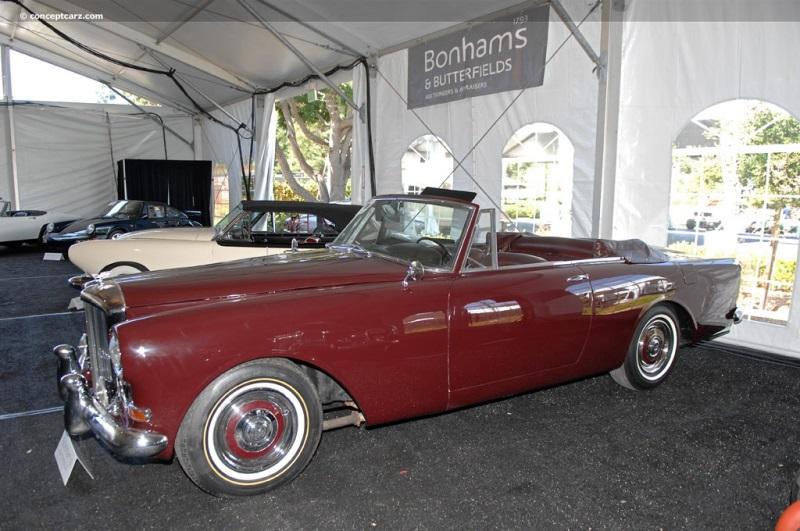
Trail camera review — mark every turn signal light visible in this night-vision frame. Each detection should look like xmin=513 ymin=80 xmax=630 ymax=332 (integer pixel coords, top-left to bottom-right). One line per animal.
xmin=127 ymin=405 xmax=152 ymax=423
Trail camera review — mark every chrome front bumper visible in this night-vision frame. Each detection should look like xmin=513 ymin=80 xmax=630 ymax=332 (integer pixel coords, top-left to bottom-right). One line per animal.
xmin=54 ymin=344 xmax=168 ymax=459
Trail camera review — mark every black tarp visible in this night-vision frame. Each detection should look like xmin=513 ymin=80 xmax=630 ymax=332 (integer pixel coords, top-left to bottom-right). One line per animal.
xmin=117 ymin=159 xmax=212 ymax=226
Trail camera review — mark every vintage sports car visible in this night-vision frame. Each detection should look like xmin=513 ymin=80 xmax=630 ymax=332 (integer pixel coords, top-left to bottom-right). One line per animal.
xmin=47 ymin=200 xmax=200 ymax=249
xmin=54 ymin=189 xmax=742 ymax=496
xmin=0 ymin=199 xmax=77 ymax=247
xmin=66 ymin=201 xmax=362 ymax=284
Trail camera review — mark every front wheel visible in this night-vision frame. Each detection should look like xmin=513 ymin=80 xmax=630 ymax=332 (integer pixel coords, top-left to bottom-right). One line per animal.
xmin=176 ymin=359 xmax=322 ymax=496
xmin=610 ymin=305 xmax=680 ymax=390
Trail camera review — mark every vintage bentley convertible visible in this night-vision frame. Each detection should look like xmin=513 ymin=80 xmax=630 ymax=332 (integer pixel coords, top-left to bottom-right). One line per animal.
xmin=54 ymin=190 xmax=742 ymax=496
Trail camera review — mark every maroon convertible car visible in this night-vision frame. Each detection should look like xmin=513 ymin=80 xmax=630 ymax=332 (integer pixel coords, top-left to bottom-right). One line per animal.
xmin=55 ymin=189 xmax=742 ymax=496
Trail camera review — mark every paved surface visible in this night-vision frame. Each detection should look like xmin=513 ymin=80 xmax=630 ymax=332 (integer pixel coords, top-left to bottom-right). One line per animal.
xmin=1 ymin=243 xmax=798 ymax=530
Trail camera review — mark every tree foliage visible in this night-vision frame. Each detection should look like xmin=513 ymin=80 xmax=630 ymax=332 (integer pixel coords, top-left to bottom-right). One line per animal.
xmin=674 ymin=103 xmax=800 ymax=211
xmin=273 ymin=85 xmax=353 ymax=202
xmin=737 ymin=108 xmax=800 ymax=209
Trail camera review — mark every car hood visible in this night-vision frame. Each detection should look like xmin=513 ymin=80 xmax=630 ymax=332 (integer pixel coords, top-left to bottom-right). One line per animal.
xmin=116 ymin=249 xmax=408 ymax=309
xmin=119 ymin=227 xmax=215 ymax=241
xmin=59 ymin=217 xmax=117 ymax=233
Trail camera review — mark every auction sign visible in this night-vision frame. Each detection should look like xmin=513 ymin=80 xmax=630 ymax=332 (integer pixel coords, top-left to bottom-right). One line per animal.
xmin=407 ymin=3 xmax=550 ymax=109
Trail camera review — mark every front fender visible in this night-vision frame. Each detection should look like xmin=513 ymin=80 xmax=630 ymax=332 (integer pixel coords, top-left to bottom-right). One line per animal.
xmin=118 ymin=280 xmax=452 ymax=455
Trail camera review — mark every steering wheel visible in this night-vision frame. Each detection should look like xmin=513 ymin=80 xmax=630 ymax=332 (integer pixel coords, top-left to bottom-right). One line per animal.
xmin=416 ymin=237 xmax=451 ymax=263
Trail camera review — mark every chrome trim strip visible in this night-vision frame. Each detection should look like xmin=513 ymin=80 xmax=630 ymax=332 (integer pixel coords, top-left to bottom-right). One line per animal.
xmin=80 ymin=281 xmax=126 ymax=317
xmin=460 ymin=256 xmax=625 ymax=275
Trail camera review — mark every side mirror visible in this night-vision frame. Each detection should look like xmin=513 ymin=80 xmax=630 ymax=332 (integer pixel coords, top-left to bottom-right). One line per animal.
xmin=402 ymin=260 xmax=424 ymax=289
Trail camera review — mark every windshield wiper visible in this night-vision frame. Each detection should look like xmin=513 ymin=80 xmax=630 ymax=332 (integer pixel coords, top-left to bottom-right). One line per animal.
xmin=327 ymin=242 xmax=370 ymax=256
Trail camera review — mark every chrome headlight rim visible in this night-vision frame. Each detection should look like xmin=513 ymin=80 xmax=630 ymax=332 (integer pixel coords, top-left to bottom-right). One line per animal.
xmin=109 ymin=327 xmax=122 ymax=376
xmin=86 ymin=223 xmax=96 ymax=235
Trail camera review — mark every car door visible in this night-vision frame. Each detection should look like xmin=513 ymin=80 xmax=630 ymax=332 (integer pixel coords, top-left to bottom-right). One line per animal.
xmin=449 ymin=265 xmax=592 ymax=385
xmin=447 ymin=211 xmax=593 ymax=407
xmin=142 ymin=203 xmax=168 ymax=229
xmin=165 ymin=206 xmax=185 ymax=227
xmin=3 ymin=213 xmax=35 ymax=241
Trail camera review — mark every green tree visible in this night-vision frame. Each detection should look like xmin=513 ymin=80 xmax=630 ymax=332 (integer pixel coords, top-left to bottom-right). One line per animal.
xmin=273 ymin=85 xmax=353 ymax=202
xmin=737 ymin=108 xmax=800 ymax=210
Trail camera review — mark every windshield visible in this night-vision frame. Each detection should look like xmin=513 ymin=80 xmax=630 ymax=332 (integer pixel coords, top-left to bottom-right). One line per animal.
xmin=214 ymin=203 xmax=244 ymax=234
xmin=99 ymin=200 xmax=142 ymax=218
xmin=333 ymin=198 xmax=473 ymax=270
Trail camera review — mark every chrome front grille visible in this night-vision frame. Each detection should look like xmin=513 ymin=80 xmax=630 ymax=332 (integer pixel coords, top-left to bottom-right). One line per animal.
xmin=85 ymin=302 xmax=112 ymax=403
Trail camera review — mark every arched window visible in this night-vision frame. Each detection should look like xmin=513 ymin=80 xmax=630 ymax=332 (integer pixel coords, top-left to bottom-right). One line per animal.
xmin=501 ymin=123 xmax=574 ymax=235
xmin=401 ymin=135 xmax=454 ymax=194
xmin=670 ymin=100 xmax=800 ymax=324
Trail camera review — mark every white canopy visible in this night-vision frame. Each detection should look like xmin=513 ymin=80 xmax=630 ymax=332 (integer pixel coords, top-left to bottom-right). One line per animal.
xmin=0 ymin=0 xmax=528 ymax=112
xmin=1 ymin=0 xmax=799 ymax=358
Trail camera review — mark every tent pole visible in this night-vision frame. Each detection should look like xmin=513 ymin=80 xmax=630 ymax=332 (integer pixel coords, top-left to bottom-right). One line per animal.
xmin=592 ymin=0 xmax=624 ymax=238
xmin=251 ymin=0 xmax=364 ymax=58
xmin=104 ymin=84 xmax=194 ymax=149
xmin=172 ymin=72 xmax=253 ymax=134
xmin=105 ymin=112 xmax=117 ymax=189
xmin=193 ymin=118 xmax=204 ymax=160
xmin=238 ymin=0 xmax=363 ymax=119
xmin=1 ymin=45 xmax=20 ymax=209
xmin=551 ymin=0 xmax=602 ymax=71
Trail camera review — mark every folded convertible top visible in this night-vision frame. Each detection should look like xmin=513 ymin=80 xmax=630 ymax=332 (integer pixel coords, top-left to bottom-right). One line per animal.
xmin=595 ymin=238 xmax=670 ymax=264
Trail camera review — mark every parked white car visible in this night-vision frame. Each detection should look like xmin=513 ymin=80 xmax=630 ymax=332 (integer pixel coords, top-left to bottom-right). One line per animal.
xmin=67 ymin=200 xmax=361 ymax=286
xmin=0 ymin=199 xmax=77 ymax=247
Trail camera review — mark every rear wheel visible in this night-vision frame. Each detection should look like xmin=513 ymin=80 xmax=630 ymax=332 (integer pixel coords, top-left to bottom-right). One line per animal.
xmin=610 ymin=305 xmax=680 ymax=390
xmin=176 ymin=359 xmax=322 ymax=496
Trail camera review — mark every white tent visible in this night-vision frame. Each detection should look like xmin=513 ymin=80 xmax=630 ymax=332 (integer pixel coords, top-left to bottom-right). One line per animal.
xmin=0 ymin=0 xmax=798 ymax=357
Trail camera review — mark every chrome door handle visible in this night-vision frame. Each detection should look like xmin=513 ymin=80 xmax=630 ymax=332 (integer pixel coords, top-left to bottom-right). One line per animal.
xmin=566 ymin=274 xmax=589 ymax=282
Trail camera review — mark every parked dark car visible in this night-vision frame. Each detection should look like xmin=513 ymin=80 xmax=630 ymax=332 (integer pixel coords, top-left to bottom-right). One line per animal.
xmin=48 ymin=200 xmax=200 ymax=248
xmin=55 ymin=190 xmax=742 ymax=496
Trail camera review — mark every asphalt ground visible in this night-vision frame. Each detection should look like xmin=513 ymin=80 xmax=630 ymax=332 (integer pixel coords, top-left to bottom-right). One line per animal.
xmin=1 ymin=243 xmax=799 ymax=530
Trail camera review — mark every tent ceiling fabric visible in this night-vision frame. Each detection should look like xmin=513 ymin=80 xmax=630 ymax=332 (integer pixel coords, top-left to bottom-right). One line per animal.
xmin=0 ymin=0 xmax=528 ymax=110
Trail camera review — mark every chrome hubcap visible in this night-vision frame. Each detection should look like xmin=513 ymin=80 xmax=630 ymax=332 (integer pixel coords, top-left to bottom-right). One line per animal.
xmin=235 ymin=409 xmax=277 ymax=452
xmin=212 ymin=389 xmax=298 ymax=476
xmin=637 ymin=316 xmax=675 ymax=379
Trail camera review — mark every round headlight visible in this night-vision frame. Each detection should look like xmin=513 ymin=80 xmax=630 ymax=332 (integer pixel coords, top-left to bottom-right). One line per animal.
xmin=109 ymin=328 xmax=122 ymax=376
xmin=87 ymin=224 xmax=96 ymax=235
xmin=46 ymin=222 xmax=55 ymax=232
